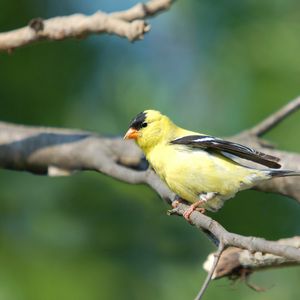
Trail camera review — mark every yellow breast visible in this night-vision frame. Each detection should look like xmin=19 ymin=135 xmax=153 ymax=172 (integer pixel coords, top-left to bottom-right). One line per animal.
xmin=146 ymin=143 xmax=262 ymax=206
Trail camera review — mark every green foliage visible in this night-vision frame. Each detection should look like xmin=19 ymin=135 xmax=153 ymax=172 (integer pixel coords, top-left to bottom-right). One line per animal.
xmin=0 ymin=1 xmax=299 ymax=299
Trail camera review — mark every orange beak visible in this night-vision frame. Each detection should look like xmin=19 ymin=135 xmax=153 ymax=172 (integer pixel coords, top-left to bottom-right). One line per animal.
xmin=124 ymin=128 xmax=139 ymax=140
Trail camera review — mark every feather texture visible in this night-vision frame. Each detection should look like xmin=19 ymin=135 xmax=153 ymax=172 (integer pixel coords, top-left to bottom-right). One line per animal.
xmin=171 ymin=135 xmax=281 ymax=169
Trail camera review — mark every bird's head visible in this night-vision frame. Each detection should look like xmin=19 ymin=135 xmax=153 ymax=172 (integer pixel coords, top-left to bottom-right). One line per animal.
xmin=124 ymin=110 xmax=175 ymax=152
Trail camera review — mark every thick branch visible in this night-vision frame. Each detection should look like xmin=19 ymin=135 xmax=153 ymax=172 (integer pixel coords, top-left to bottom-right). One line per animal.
xmin=0 ymin=0 xmax=173 ymax=52
xmin=0 ymin=98 xmax=299 ymax=269
xmin=1 ymin=115 xmax=299 ymax=202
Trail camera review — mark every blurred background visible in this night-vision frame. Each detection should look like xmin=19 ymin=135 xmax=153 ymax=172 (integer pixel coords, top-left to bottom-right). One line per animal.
xmin=0 ymin=0 xmax=300 ymax=299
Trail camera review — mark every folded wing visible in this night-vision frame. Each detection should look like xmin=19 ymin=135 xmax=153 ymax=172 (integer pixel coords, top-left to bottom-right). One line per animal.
xmin=170 ymin=135 xmax=281 ymax=169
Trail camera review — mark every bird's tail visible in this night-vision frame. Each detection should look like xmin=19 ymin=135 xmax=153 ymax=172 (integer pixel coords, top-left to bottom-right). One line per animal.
xmin=269 ymin=169 xmax=300 ymax=178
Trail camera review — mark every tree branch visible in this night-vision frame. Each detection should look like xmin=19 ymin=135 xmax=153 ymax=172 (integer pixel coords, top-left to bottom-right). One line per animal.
xmin=110 ymin=0 xmax=173 ymax=21
xmin=0 ymin=0 xmax=173 ymax=52
xmin=194 ymin=242 xmax=225 ymax=300
xmin=169 ymin=204 xmax=300 ymax=261
xmin=0 ymin=98 xmax=299 ymax=284
xmin=249 ymin=96 xmax=300 ymax=137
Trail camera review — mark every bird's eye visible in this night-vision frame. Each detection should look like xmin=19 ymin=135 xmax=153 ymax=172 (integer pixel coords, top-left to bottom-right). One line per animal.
xmin=142 ymin=122 xmax=148 ymax=128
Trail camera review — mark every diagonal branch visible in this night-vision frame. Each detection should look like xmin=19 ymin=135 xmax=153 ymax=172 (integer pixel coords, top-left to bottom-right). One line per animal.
xmin=0 ymin=0 xmax=173 ymax=53
xmin=0 ymin=98 xmax=299 ymax=272
xmin=169 ymin=204 xmax=300 ymax=261
xmin=249 ymin=96 xmax=300 ymax=137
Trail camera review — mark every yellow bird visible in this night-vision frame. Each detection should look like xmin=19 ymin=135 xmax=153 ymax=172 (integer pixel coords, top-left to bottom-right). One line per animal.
xmin=124 ymin=110 xmax=300 ymax=219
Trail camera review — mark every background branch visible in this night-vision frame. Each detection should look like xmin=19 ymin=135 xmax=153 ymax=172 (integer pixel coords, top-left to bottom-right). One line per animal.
xmin=0 ymin=0 xmax=173 ymax=52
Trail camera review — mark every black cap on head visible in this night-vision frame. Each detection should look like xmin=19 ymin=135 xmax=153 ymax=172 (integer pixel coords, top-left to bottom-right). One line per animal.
xmin=129 ymin=111 xmax=147 ymax=130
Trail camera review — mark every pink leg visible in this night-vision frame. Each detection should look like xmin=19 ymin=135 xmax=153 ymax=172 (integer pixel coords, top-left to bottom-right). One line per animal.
xmin=183 ymin=200 xmax=206 ymax=220
xmin=183 ymin=192 xmax=217 ymax=221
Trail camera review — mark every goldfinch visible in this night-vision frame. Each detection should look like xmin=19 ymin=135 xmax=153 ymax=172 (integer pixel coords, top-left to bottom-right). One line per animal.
xmin=124 ymin=110 xmax=300 ymax=219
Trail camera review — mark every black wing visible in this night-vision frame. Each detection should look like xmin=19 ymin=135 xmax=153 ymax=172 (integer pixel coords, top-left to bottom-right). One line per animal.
xmin=170 ymin=135 xmax=281 ymax=169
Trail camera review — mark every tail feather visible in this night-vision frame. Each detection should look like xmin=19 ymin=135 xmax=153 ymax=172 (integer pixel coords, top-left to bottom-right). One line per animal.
xmin=269 ymin=169 xmax=300 ymax=178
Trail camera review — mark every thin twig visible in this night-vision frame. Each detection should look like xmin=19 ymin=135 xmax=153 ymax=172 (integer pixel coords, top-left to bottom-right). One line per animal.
xmin=250 ymin=96 xmax=300 ymax=136
xmin=194 ymin=243 xmax=225 ymax=300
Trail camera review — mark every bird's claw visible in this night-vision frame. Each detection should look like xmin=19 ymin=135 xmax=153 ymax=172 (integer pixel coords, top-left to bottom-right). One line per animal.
xmin=170 ymin=199 xmax=206 ymax=220
xmin=183 ymin=202 xmax=206 ymax=221
xmin=183 ymin=208 xmax=194 ymax=221
xmin=196 ymin=207 xmax=206 ymax=214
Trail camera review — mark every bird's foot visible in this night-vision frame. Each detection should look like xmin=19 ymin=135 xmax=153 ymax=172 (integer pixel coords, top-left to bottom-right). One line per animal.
xmin=171 ymin=196 xmax=208 ymax=220
xmin=183 ymin=200 xmax=206 ymax=221
xmin=196 ymin=207 xmax=206 ymax=214
xmin=183 ymin=192 xmax=217 ymax=220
